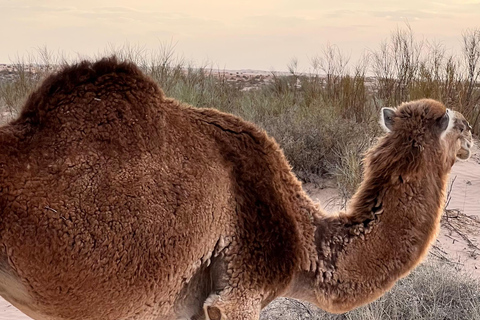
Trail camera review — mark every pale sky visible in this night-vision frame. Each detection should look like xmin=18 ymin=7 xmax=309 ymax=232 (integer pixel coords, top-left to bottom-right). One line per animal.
xmin=1 ymin=0 xmax=480 ymax=71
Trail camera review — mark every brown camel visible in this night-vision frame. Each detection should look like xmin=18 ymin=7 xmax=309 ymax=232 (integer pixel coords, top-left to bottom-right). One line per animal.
xmin=0 ymin=57 xmax=473 ymax=320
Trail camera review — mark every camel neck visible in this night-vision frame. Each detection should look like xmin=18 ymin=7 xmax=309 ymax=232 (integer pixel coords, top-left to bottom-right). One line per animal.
xmin=305 ymin=156 xmax=449 ymax=312
xmin=285 ymin=145 xmax=452 ymax=312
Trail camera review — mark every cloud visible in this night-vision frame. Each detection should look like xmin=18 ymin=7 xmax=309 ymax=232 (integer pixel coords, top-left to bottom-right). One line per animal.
xmin=324 ymin=10 xmax=358 ymax=18
xmin=0 ymin=3 xmax=226 ymax=38
xmin=370 ymin=9 xmax=452 ymax=21
xmin=0 ymin=0 xmax=478 ymax=70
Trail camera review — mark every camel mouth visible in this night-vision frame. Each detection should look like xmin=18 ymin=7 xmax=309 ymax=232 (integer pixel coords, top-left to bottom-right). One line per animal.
xmin=457 ymin=139 xmax=473 ymax=160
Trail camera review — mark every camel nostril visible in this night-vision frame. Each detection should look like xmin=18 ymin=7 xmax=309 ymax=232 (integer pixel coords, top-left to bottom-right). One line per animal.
xmin=466 ymin=142 xmax=472 ymax=149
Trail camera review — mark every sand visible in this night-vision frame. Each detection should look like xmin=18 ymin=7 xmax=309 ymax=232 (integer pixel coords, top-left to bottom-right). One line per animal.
xmin=0 ymin=302 xmax=30 ymax=320
xmin=1 ymin=144 xmax=479 ymax=319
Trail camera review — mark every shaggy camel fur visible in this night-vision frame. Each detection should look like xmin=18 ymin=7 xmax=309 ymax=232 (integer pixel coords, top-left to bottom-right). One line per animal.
xmin=0 ymin=58 xmax=473 ymax=320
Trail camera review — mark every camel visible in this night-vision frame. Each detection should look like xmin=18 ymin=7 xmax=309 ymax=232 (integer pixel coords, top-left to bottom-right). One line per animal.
xmin=0 ymin=57 xmax=473 ymax=320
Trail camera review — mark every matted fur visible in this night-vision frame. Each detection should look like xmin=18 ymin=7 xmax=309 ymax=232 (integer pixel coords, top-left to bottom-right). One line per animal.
xmin=0 ymin=58 xmax=473 ymax=320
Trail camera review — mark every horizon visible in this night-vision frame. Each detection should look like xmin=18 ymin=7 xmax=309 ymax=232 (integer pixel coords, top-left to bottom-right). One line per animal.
xmin=2 ymin=1 xmax=480 ymax=72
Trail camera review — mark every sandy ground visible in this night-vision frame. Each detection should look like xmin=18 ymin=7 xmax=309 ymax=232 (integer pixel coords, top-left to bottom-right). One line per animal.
xmin=1 ymin=144 xmax=479 ymax=319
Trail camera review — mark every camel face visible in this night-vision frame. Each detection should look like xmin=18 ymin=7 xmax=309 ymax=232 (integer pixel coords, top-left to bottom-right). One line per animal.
xmin=450 ymin=111 xmax=473 ymax=161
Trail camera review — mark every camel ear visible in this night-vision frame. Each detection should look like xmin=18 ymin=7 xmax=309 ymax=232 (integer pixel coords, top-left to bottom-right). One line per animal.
xmin=437 ymin=109 xmax=454 ymax=138
xmin=437 ymin=113 xmax=449 ymax=132
xmin=380 ymin=108 xmax=396 ymax=132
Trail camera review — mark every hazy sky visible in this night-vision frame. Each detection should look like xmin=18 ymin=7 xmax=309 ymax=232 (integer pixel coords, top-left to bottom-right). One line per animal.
xmin=1 ymin=0 xmax=480 ymax=71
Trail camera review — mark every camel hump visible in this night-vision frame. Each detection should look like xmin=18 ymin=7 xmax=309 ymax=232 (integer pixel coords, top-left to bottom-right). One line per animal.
xmin=16 ymin=56 xmax=165 ymax=129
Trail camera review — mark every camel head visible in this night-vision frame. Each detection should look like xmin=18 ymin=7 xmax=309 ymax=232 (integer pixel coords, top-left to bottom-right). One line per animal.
xmin=303 ymin=99 xmax=473 ymax=314
xmin=380 ymin=99 xmax=473 ymax=167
